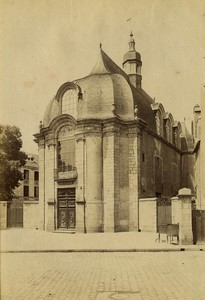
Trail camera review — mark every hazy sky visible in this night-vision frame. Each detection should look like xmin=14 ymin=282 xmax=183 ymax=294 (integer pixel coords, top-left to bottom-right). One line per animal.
xmin=0 ymin=0 xmax=205 ymax=154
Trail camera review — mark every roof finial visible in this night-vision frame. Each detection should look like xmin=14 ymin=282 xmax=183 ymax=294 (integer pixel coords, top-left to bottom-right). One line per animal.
xmin=100 ymin=42 xmax=102 ymax=49
xmin=129 ymin=31 xmax=135 ymax=51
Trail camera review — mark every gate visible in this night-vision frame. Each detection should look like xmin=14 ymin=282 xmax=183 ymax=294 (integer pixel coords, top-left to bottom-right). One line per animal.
xmin=57 ymin=188 xmax=76 ymax=229
xmin=7 ymin=199 xmax=23 ymax=228
xmin=192 ymin=209 xmax=205 ymax=244
xmin=157 ymin=198 xmax=171 ymax=232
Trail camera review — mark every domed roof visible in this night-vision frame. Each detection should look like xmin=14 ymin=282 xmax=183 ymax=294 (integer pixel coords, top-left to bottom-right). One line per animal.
xmin=75 ymin=49 xmax=155 ymax=127
xmin=41 ymin=48 xmax=156 ymax=130
xmin=43 ymin=97 xmax=60 ymax=127
xmin=123 ymin=51 xmax=141 ymax=63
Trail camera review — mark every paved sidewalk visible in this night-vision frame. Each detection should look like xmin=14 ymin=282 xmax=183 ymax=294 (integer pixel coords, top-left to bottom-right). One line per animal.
xmin=1 ymin=252 xmax=205 ymax=300
xmin=1 ymin=229 xmax=205 ymax=252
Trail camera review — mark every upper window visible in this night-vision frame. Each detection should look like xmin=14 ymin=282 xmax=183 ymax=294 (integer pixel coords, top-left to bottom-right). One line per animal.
xmin=156 ymin=111 xmax=163 ymax=135
xmin=34 ymin=171 xmax=39 ymax=181
xmin=24 ymin=170 xmax=29 ymax=180
xmin=173 ymin=127 xmax=179 ymax=148
xmin=24 ymin=186 xmax=29 ymax=197
xmin=57 ymin=125 xmax=76 ymax=172
xmin=62 ymin=89 xmax=77 ymax=119
xmin=165 ymin=119 xmax=172 ymax=143
xmin=58 ymin=139 xmax=75 ymax=172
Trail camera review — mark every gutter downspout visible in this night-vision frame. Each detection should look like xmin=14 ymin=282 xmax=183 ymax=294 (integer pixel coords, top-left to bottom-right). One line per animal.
xmin=43 ymin=137 xmax=46 ymax=231
xmin=83 ymin=136 xmax=86 ymax=233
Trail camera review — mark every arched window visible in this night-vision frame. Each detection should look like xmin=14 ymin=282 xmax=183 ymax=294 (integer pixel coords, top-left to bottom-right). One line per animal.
xmin=173 ymin=127 xmax=178 ymax=147
xmin=57 ymin=125 xmax=75 ymax=172
xmin=166 ymin=119 xmax=172 ymax=142
xmin=151 ymin=103 xmax=165 ymax=136
xmin=62 ymin=88 xmax=77 ymax=119
xmin=156 ymin=111 xmax=162 ymax=135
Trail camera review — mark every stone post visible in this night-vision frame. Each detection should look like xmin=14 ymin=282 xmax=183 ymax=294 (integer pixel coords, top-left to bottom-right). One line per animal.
xmin=178 ymin=188 xmax=193 ymax=245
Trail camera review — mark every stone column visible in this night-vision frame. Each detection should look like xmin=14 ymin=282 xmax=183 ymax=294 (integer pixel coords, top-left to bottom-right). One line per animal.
xmin=171 ymin=196 xmax=180 ymax=224
xmin=178 ymin=188 xmax=193 ymax=245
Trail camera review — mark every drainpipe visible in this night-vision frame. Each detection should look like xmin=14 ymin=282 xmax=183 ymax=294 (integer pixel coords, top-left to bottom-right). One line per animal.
xmin=53 ymin=141 xmax=56 ymax=231
xmin=43 ymin=137 xmax=46 ymax=231
xmin=83 ymin=136 xmax=86 ymax=233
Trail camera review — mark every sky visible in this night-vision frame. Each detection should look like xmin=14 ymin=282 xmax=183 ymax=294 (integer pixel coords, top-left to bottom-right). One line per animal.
xmin=0 ymin=0 xmax=205 ymax=154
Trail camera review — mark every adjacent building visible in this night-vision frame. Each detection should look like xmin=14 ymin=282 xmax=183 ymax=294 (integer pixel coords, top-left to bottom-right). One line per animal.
xmin=192 ymin=87 xmax=205 ymax=242
xmin=34 ymin=33 xmax=194 ymax=233
xmin=6 ymin=154 xmax=39 ymax=229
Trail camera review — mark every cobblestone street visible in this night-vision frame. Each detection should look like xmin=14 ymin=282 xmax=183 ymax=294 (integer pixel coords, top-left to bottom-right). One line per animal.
xmin=1 ymin=252 xmax=205 ymax=300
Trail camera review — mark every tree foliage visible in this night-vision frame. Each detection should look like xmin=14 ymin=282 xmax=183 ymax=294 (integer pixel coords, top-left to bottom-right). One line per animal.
xmin=0 ymin=125 xmax=27 ymax=201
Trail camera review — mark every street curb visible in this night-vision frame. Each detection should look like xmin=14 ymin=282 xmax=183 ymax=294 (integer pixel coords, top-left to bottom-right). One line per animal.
xmin=1 ymin=248 xmax=204 ymax=253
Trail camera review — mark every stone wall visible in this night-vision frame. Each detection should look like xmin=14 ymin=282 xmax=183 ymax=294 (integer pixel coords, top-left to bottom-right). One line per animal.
xmin=0 ymin=201 xmax=7 ymax=230
xmin=139 ymin=198 xmax=157 ymax=232
xmin=23 ymin=201 xmax=40 ymax=229
xmin=140 ymin=130 xmax=181 ymax=198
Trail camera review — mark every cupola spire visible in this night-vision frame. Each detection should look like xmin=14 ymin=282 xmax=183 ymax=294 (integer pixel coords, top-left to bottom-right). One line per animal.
xmin=129 ymin=31 xmax=135 ymax=51
xmin=122 ymin=32 xmax=142 ymax=88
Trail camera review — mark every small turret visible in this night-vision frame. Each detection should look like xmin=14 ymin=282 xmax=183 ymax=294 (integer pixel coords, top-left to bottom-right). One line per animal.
xmin=122 ymin=32 xmax=142 ymax=88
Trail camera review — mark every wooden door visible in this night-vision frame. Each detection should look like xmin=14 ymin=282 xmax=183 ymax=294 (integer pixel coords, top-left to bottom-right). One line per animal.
xmin=157 ymin=198 xmax=171 ymax=232
xmin=7 ymin=199 xmax=23 ymax=228
xmin=58 ymin=188 xmax=75 ymax=229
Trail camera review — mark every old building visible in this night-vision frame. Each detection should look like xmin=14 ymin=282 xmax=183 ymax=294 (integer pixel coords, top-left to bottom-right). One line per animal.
xmin=34 ymin=33 xmax=194 ymax=233
xmin=6 ymin=154 xmax=39 ymax=229
xmin=192 ymin=88 xmax=205 ymax=242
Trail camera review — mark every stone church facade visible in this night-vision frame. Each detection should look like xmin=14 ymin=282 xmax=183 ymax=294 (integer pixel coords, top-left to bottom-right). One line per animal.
xmin=34 ymin=33 xmax=194 ymax=233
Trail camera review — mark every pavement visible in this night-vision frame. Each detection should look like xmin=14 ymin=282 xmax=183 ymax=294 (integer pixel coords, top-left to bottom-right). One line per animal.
xmin=1 ymin=229 xmax=205 ymax=300
xmin=1 ymin=228 xmax=205 ymax=252
xmin=1 ymin=252 xmax=205 ymax=299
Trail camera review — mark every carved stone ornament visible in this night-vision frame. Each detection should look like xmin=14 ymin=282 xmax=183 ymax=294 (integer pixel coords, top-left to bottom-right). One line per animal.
xmin=58 ymin=125 xmax=74 ymax=139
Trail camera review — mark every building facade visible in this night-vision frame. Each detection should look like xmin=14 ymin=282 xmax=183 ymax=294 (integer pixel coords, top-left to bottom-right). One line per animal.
xmin=192 ymin=87 xmax=205 ymax=243
xmin=34 ymin=34 xmax=194 ymax=233
xmin=6 ymin=154 xmax=39 ymax=229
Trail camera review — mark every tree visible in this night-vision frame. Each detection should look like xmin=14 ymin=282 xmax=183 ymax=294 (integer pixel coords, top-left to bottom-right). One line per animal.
xmin=0 ymin=125 xmax=27 ymax=201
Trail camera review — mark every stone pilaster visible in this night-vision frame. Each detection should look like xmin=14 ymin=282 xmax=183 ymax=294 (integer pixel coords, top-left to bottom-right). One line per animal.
xmin=75 ymin=135 xmax=86 ymax=233
xmin=103 ymin=122 xmax=120 ymax=232
xmin=38 ymin=139 xmax=46 ymax=230
xmin=85 ymin=134 xmax=103 ymax=232
xmin=178 ymin=188 xmax=193 ymax=245
xmin=128 ymin=127 xmax=140 ymax=231
xmin=45 ymin=140 xmax=56 ymax=231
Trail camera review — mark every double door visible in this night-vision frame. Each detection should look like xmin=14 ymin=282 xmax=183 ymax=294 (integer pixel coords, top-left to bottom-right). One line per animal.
xmin=7 ymin=199 xmax=23 ymax=228
xmin=58 ymin=188 xmax=75 ymax=229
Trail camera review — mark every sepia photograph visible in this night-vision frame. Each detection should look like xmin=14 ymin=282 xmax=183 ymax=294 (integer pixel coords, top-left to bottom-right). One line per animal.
xmin=0 ymin=0 xmax=205 ymax=299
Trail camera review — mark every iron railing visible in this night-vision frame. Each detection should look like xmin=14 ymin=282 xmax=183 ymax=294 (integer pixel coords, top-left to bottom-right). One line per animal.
xmin=54 ymin=166 xmax=77 ymax=181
